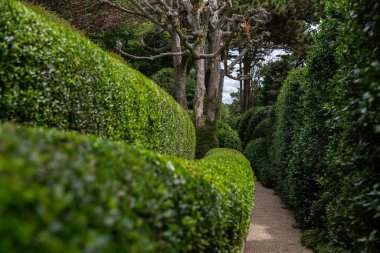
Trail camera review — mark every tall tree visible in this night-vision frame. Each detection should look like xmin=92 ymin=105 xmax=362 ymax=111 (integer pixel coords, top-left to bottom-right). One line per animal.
xmin=97 ymin=0 xmax=270 ymax=132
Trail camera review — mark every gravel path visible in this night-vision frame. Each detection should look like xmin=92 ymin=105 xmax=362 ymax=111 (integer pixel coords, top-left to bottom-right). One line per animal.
xmin=243 ymin=182 xmax=313 ymax=253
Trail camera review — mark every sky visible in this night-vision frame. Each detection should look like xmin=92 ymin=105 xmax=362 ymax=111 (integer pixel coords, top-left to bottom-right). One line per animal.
xmin=222 ymin=49 xmax=287 ymax=104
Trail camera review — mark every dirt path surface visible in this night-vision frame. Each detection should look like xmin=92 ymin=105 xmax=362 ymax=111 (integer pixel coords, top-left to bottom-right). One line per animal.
xmin=243 ymin=182 xmax=313 ymax=253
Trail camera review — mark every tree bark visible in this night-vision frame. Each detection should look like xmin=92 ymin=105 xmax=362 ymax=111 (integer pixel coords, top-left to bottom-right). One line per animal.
xmin=206 ymin=24 xmax=222 ymax=125
xmin=242 ymin=55 xmax=251 ymax=112
xmin=194 ymin=43 xmax=206 ymax=132
xmin=172 ymin=33 xmax=189 ymax=110
xmin=216 ymin=68 xmax=225 ymax=121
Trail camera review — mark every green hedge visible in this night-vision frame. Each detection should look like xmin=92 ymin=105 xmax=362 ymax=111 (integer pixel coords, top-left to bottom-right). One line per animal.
xmin=150 ymin=67 xmax=196 ymax=109
xmin=218 ymin=122 xmax=242 ymax=151
xmin=195 ymin=124 xmax=219 ymax=159
xmin=200 ymin=148 xmax=255 ymax=249
xmin=270 ymin=67 xmax=306 ymax=198
xmin=0 ymin=123 xmax=254 ymax=253
xmin=0 ymin=0 xmax=195 ymax=159
xmin=244 ymin=138 xmax=274 ymax=186
xmin=257 ymin=1 xmax=380 ymax=251
xmin=238 ymin=106 xmax=271 ymax=148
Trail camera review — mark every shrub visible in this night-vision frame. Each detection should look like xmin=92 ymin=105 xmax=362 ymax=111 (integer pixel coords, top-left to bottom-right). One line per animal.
xmin=320 ymin=0 xmax=380 ymax=251
xmin=238 ymin=106 xmax=271 ymax=148
xmin=270 ymin=67 xmax=306 ymax=198
xmin=266 ymin=1 xmax=380 ymax=251
xmin=0 ymin=0 xmax=195 ymax=159
xmin=195 ymin=124 xmax=219 ymax=159
xmin=199 ymin=148 xmax=255 ymax=250
xmin=252 ymin=118 xmax=270 ymax=139
xmin=218 ymin=122 xmax=242 ymax=151
xmin=150 ymin=67 xmax=196 ymax=109
xmin=244 ymin=138 xmax=274 ymax=186
xmin=0 ymin=123 xmax=254 ymax=253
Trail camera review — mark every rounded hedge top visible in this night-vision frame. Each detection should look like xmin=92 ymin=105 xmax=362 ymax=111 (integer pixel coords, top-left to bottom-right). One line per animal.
xmin=0 ymin=123 xmax=255 ymax=253
xmin=238 ymin=106 xmax=272 ymax=148
xmin=0 ymin=1 xmax=195 ymax=159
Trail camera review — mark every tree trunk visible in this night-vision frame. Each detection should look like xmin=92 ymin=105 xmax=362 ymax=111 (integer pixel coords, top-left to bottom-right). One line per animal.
xmin=242 ymin=55 xmax=251 ymax=112
xmin=172 ymin=33 xmax=189 ymax=110
xmin=206 ymin=27 xmax=222 ymax=125
xmin=194 ymin=43 xmax=206 ymax=132
xmin=216 ymin=68 xmax=224 ymax=121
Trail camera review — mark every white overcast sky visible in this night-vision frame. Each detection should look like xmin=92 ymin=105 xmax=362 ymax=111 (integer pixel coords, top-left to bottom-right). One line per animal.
xmin=222 ymin=49 xmax=287 ymax=104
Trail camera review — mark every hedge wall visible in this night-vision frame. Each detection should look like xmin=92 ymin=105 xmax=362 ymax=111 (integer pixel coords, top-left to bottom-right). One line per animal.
xmin=238 ymin=106 xmax=271 ymax=148
xmin=218 ymin=122 xmax=242 ymax=152
xmin=0 ymin=0 xmax=195 ymax=159
xmin=270 ymin=67 xmax=306 ymax=200
xmin=0 ymin=123 xmax=255 ymax=253
xmin=251 ymin=0 xmax=380 ymax=252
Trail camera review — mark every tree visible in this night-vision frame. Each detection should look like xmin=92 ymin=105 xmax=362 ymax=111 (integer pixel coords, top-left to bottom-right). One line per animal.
xmin=91 ymin=0 xmax=270 ymax=133
xmin=224 ymin=0 xmax=324 ymax=114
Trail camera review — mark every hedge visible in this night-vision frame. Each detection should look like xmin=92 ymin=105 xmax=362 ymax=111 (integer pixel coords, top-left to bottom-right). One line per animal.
xmin=150 ymin=67 xmax=196 ymax=109
xmin=195 ymin=124 xmax=219 ymax=159
xmin=244 ymin=138 xmax=274 ymax=187
xmin=0 ymin=0 xmax=195 ymax=159
xmin=0 ymin=123 xmax=255 ymax=253
xmin=200 ymin=148 xmax=255 ymax=249
xmin=270 ymin=67 xmax=306 ymax=198
xmin=238 ymin=106 xmax=271 ymax=148
xmin=255 ymin=0 xmax=380 ymax=251
xmin=218 ymin=122 xmax=242 ymax=151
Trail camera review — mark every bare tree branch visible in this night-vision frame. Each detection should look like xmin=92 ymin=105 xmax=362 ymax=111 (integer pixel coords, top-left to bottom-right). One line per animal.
xmin=115 ymin=41 xmax=190 ymax=60
xmin=140 ymin=37 xmax=172 ymax=54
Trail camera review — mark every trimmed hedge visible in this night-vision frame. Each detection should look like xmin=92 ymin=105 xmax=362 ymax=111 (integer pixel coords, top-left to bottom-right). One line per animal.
xmin=200 ymin=148 xmax=255 ymax=250
xmin=150 ymin=67 xmax=196 ymax=109
xmin=0 ymin=0 xmax=195 ymax=159
xmin=218 ymin=122 xmax=242 ymax=151
xmin=244 ymin=138 xmax=274 ymax=186
xmin=270 ymin=67 xmax=306 ymax=198
xmin=238 ymin=106 xmax=271 ymax=148
xmin=0 ymin=123 xmax=254 ymax=253
xmin=255 ymin=1 xmax=380 ymax=252
xmin=195 ymin=124 xmax=219 ymax=159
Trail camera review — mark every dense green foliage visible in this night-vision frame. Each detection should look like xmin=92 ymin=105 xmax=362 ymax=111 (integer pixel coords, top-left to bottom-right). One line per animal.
xmin=238 ymin=106 xmax=271 ymax=148
xmin=317 ymin=1 xmax=380 ymax=251
xmin=218 ymin=123 xmax=242 ymax=151
xmin=257 ymin=56 xmax=295 ymax=106
xmin=0 ymin=124 xmax=254 ymax=253
xmin=88 ymin=22 xmax=173 ymax=77
xmin=244 ymin=138 xmax=274 ymax=186
xmin=0 ymin=1 xmax=195 ymax=159
xmin=242 ymin=106 xmax=275 ymax=186
xmin=270 ymin=67 xmax=306 ymax=198
xmin=198 ymin=148 xmax=255 ymax=250
xmin=195 ymin=124 xmax=219 ymax=159
xmin=242 ymin=0 xmax=380 ymax=251
xmin=150 ymin=68 xmax=196 ymax=109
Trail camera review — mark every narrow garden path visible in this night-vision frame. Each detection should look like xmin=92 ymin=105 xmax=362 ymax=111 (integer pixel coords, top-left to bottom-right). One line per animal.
xmin=243 ymin=182 xmax=313 ymax=253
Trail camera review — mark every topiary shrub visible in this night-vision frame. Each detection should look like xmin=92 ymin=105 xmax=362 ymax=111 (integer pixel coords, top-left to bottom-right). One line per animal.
xmin=244 ymin=138 xmax=274 ymax=186
xmin=270 ymin=67 xmax=306 ymax=198
xmin=0 ymin=0 xmax=195 ymax=159
xmin=319 ymin=1 xmax=380 ymax=251
xmin=0 ymin=123 xmax=254 ymax=253
xmin=195 ymin=124 xmax=219 ymax=159
xmin=199 ymin=148 xmax=255 ymax=250
xmin=252 ymin=118 xmax=270 ymax=139
xmin=266 ymin=1 xmax=380 ymax=251
xmin=238 ymin=106 xmax=271 ymax=148
xmin=218 ymin=122 xmax=242 ymax=151
xmin=150 ymin=67 xmax=196 ymax=109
